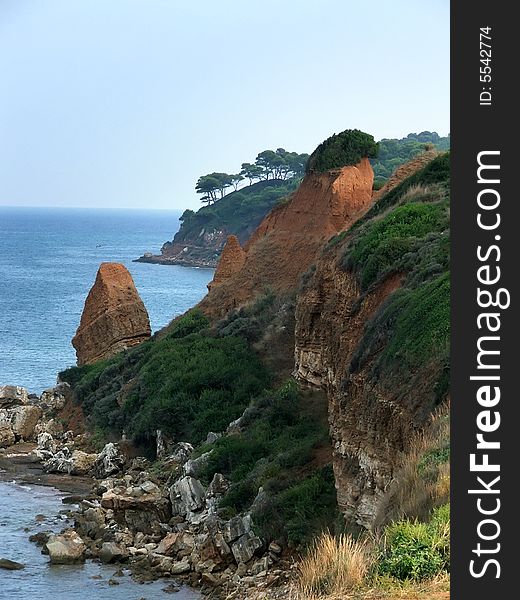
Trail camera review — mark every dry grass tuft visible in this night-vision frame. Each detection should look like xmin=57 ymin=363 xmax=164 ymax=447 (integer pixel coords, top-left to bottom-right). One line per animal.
xmin=374 ymin=405 xmax=450 ymax=528
xmin=297 ymin=532 xmax=373 ymax=598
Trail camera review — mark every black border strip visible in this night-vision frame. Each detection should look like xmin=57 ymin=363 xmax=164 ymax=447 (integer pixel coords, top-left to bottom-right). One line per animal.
xmin=451 ymin=1 xmax=516 ymax=596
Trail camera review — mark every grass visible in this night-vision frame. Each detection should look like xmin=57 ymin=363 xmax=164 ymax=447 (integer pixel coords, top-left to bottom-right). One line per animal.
xmin=344 ymin=201 xmax=449 ymax=291
xmin=374 ymin=407 xmax=450 ymax=528
xmin=295 ymin=505 xmax=449 ymax=600
xmin=297 ymin=533 xmax=372 ymax=597
xmin=377 ymin=505 xmax=450 ymax=582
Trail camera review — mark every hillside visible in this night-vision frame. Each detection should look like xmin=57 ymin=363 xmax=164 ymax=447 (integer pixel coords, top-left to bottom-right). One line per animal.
xmin=136 ymin=132 xmax=449 ymax=269
xmin=136 ymin=178 xmax=299 ymax=268
xmin=371 ymin=131 xmax=450 ymax=186
xmin=59 ymin=130 xmax=450 ymax=597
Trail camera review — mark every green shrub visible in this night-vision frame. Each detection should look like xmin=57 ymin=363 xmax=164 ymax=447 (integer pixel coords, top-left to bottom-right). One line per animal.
xmin=306 ymin=129 xmax=379 ymax=173
xmin=63 ymin=311 xmax=269 ymax=447
xmin=344 ymin=202 xmax=449 ymax=291
xmin=254 ymin=466 xmax=339 ymax=547
xmin=377 ymin=504 xmax=450 ymax=581
xmin=199 ymin=436 xmax=269 ymax=483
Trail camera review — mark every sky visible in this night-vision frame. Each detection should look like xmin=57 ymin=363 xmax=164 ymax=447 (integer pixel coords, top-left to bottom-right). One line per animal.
xmin=0 ymin=0 xmax=449 ymax=210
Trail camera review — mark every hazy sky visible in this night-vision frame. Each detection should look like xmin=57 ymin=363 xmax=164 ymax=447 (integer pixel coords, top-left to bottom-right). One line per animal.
xmin=0 ymin=0 xmax=449 ymax=210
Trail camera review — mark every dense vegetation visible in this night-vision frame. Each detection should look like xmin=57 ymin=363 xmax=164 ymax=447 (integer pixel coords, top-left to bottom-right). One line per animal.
xmin=371 ymin=131 xmax=450 ymax=187
xmin=377 ymin=504 xmax=450 ymax=581
xmin=196 ymin=380 xmax=335 ymax=546
xmin=341 ymin=152 xmax=450 ymax=400
xmin=61 ymin=299 xmax=335 ymax=547
xmin=195 ymin=147 xmax=308 ymax=205
xmin=176 ymin=177 xmax=300 ymax=248
xmin=60 ymin=310 xmax=269 ymax=446
xmin=306 ymin=129 xmax=379 ymax=173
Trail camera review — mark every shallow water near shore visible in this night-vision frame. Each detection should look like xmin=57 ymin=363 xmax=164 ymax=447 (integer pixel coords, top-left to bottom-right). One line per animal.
xmin=0 ymin=479 xmax=200 ymax=600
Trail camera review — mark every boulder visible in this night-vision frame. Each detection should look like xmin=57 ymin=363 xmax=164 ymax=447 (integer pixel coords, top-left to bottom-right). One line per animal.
xmin=34 ymin=431 xmax=57 ymax=460
xmin=0 ymin=423 xmax=15 ymax=448
xmin=72 ymin=262 xmax=151 ymax=365
xmin=231 ymin=531 xmax=263 ymax=564
xmin=0 ymin=385 xmax=28 ymax=408
xmin=75 ymin=507 xmax=106 ymax=539
xmin=99 ymin=542 xmax=128 ymax=564
xmin=0 ymin=558 xmax=25 ymax=570
xmin=100 ymin=482 xmax=171 ymax=534
xmin=205 ymin=431 xmax=222 ymax=444
xmin=43 ymin=448 xmax=72 ymax=474
xmin=69 ymin=450 xmax=98 ymax=475
xmin=170 ymin=476 xmax=206 ymax=517
xmin=170 ymin=559 xmax=191 ymax=574
xmin=167 ymin=442 xmax=194 ymax=465
xmin=206 ymin=473 xmax=229 ymax=499
xmin=0 ymin=404 xmax=42 ymax=442
xmin=156 ymin=532 xmax=180 ymax=556
xmin=8 ymin=404 xmax=42 ymax=440
xmin=223 ymin=515 xmax=251 ymax=544
xmin=183 ymin=450 xmax=213 ymax=478
xmin=94 ymin=443 xmax=125 ymax=478
xmin=39 ymin=384 xmax=71 ymax=412
xmin=46 ymin=530 xmax=86 ymax=564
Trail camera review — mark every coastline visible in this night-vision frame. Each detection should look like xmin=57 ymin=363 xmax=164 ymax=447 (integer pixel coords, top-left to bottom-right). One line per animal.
xmin=0 ymin=442 xmax=203 ymax=599
xmin=0 ymin=442 xmax=92 ymax=496
xmin=134 ymin=254 xmax=218 ymax=269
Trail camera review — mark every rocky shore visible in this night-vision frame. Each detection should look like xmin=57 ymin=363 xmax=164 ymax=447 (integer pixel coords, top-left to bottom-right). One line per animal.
xmin=134 ymin=253 xmax=218 ymax=269
xmin=0 ymin=384 xmax=294 ymax=599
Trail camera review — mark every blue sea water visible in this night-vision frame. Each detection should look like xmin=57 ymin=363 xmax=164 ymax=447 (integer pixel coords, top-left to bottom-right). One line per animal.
xmin=0 ymin=206 xmax=213 ymax=393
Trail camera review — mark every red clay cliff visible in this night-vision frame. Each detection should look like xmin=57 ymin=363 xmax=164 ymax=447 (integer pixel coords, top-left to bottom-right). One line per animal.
xmin=72 ymin=263 xmax=151 ymax=365
xmin=201 ymin=158 xmax=374 ymax=317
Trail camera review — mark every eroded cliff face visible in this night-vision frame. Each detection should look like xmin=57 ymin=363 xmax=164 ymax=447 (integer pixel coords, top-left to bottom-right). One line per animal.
xmin=293 ymin=152 xmax=449 ymax=528
xmin=294 ymin=247 xmax=409 ymax=527
xmin=72 ymin=263 xmax=151 ymax=365
xmin=207 ymin=235 xmax=246 ymax=290
xmin=201 ymin=159 xmax=374 ymax=318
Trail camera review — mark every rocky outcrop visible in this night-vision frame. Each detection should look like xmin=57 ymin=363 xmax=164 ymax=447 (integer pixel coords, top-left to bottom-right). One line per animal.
xmin=72 ymin=263 xmax=151 ymax=365
xmin=200 ymin=159 xmax=374 ymax=318
xmin=94 ymin=442 xmax=126 ymax=478
xmin=135 ymin=179 xmax=295 ymax=268
xmin=46 ymin=530 xmax=86 ymax=564
xmin=207 ymin=235 xmax=246 ymax=290
xmin=0 ymin=386 xmax=42 ymax=446
xmin=137 ymin=228 xmax=228 ymax=269
xmin=0 ymin=385 xmax=29 ymax=408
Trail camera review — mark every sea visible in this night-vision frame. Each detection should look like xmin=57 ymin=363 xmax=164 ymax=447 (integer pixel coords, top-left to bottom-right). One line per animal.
xmin=0 ymin=206 xmax=210 ymax=599
xmin=0 ymin=480 xmax=200 ymax=600
xmin=0 ymin=206 xmax=213 ymax=393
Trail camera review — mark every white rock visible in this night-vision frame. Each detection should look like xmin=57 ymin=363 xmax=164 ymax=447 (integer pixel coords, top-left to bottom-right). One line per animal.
xmin=170 ymin=476 xmax=206 ymax=516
